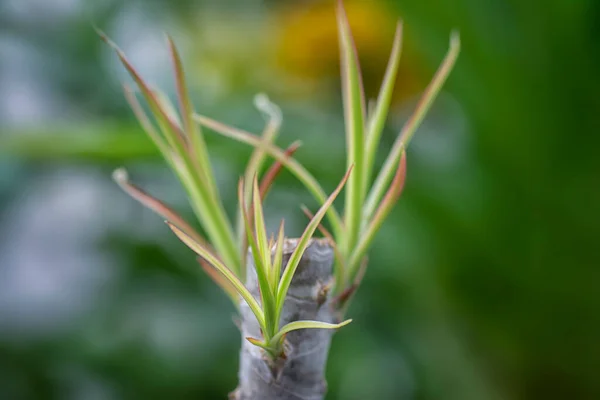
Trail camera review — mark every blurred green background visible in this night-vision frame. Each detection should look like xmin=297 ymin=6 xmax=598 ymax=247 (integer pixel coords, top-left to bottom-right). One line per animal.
xmin=1 ymin=0 xmax=599 ymax=399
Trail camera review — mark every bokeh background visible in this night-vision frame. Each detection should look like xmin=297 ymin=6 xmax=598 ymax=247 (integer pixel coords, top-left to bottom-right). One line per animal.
xmin=1 ymin=0 xmax=599 ymax=399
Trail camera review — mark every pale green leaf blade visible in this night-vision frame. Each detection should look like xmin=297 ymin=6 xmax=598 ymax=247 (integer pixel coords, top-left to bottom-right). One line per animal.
xmin=166 ymin=36 xmax=192 ymax=134
xmin=363 ymin=22 xmax=403 ymax=190
xmin=337 ymin=0 xmax=366 ymax=253
xmin=175 ymin=161 xmax=241 ymax=275
xmin=239 ymin=179 xmax=272 ymax=297
xmin=167 ymin=36 xmax=220 ymax=202
xmin=122 ymin=85 xmax=170 ymax=157
xmin=238 ymin=179 xmax=277 ymax=337
xmin=271 ymin=220 xmax=285 ymax=290
xmin=270 ymin=319 xmax=352 ymax=346
xmin=152 ymin=88 xmax=182 ymax=130
xmin=252 ymin=177 xmax=271 ymax=282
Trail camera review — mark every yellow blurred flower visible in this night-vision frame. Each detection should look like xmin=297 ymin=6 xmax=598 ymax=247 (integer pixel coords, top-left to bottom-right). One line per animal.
xmin=273 ymin=0 xmax=424 ymax=103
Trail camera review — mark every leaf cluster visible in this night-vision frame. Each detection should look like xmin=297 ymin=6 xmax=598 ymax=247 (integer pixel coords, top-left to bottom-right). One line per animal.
xmin=103 ymin=0 xmax=459 ymax=357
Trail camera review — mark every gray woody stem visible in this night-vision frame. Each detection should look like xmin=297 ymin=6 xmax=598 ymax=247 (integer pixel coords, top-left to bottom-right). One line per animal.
xmin=232 ymin=238 xmax=337 ymax=400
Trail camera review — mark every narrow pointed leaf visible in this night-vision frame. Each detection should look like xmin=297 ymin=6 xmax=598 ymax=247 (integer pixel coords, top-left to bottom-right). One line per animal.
xmin=152 ymin=88 xmax=183 ymax=131
xmin=337 ymin=0 xmax=367 ymax=253
xmin=239 ymin=181 xmax=268 ymax=284
xmin=270 ymin=319 xmax=352 ymax=346
xmin=176 ymin=161 xmax=241 ymax=275
xmin=252 ymin=177 xmax=271 ymax=281
xmin=299 ymin=206 xmax=335 ymax=247
xmin=150 ymin=87 xmax=188 ymax=152
xmin=276 ymin=167 xmax=352 ymax=315
xmin=238 ymin=180 xmax=277 ymax=337
xmin=363 ymin=22 xmax=403 ymax=190
xmin=365 ymin=32 xmax=460 ymax=219
xmin=167 ymin=36 xmax=220 ymax=202
xmin=271 ymin=220 xmax=285 ymax=290
xmin=122 ymin=85 xmax=170 ymax=157
xmin=167 ymin=221 xmax=265 ymax=330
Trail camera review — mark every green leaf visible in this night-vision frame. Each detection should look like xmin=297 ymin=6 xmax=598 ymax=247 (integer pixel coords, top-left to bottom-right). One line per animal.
xmin=364 ymin=32 xmax=460 ymax=220
xmin=167 ymin=221 xmax=266 ymax=330
xmin=167 ymin=36 xmax=220 ymax=202
xmin=269 ymin=319 xmax=352 ymax=347
xmin=252 ymin=177 xmax=271 ymax=282
xmin=152 ymin=88 xmax=183 ymax=131
xmin=238 ymin=179 xmax=277 ymax=337
xmin=176 ymin=162 xmax=241 ymax=275
xmin=363 ymin=22 xmax=403 ymax=191
xmin=275 ymin=167 xmax=352 ymax=320
xmin=122 ymin=85 xmax=170 ymax=158
xmin=337 ymin=0 xmax=367 ymax=254
xmin=271 ymin=220 xmax=285 ymax=291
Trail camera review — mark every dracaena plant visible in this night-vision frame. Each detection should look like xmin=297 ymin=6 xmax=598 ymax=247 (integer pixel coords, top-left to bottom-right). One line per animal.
xmin=102 ymin=1 xmax=459 ymax=398
xmin=194 ymin=1 xmax=460 ymax=307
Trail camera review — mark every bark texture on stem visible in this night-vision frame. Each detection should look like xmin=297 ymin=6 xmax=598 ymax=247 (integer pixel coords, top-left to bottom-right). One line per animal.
xmin=233 ymin=238 xmax=336 ymax=400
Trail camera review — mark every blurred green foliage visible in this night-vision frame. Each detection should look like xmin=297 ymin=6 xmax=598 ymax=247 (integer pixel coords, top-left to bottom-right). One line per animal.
xmin=0 ymin=0 xmax=599 ymax=399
